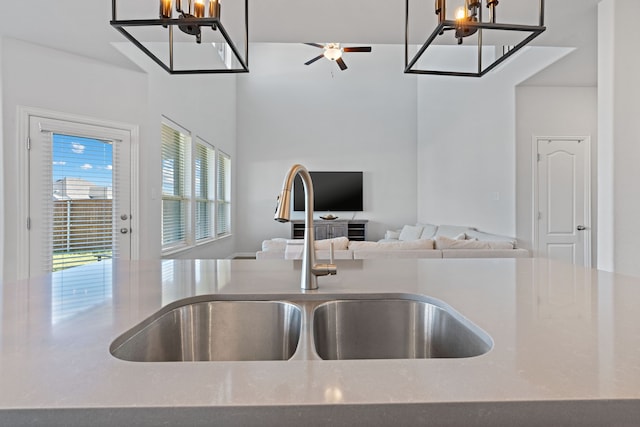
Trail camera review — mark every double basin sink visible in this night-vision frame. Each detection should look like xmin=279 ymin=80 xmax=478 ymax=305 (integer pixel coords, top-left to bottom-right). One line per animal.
xmin=110 ymin=293 xmax=493 ymax=362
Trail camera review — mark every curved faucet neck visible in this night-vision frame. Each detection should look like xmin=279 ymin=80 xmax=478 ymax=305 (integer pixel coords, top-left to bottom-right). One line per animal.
xmin=275 ymin=164 xmax=337 ymax=290
xmin=278 ymin=164 xmax=317 ymax=290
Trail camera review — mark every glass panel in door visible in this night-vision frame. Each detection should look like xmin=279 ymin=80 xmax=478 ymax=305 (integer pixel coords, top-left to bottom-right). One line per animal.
xmin=51 ymin=134 xmax=114 ymax=271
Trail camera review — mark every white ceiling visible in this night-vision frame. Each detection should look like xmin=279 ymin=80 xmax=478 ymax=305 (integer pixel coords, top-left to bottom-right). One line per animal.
xmin=0 ymin=0 xmax=600 ymax=85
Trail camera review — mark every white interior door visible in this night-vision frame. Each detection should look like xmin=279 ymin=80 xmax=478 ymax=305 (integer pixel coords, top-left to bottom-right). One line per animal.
xmin=536 ymin=138 xmax=591 ymax=267
xmin=27 ymin=115 xmax=132 ymax=277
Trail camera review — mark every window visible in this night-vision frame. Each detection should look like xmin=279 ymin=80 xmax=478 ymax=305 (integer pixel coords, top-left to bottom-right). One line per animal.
xmin=161 ymin=121 xmax=189 ymax=249
xmin=216 ymin=151 xmax=231 ymax=237
xmin=194 ymin=139 xmax=215 ymax=241
xmin=161 ymin=119 xmax=231 ymax=253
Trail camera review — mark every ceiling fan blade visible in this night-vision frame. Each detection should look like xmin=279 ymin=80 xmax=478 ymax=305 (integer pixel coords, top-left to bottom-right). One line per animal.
xmin=336 ymin=57 xmax=348 ymax=71
xmin=304 ymin=54 xmax=325 ymax=65
xmin=343 ymin=47 xmax=372 ymax=53
xmin=304 ymin=43 xmax=325 ymax=49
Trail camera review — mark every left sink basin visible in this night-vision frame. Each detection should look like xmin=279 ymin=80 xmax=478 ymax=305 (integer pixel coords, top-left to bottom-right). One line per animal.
xmin=110 ymin=300 xmax=302 ymax=362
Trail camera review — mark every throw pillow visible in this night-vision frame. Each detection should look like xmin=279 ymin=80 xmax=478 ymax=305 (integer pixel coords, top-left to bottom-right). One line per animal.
xmin=398 ymin=224 xmax=424 ymax=241
xmin=385 ymin=229 xmax=401 ymax=240
xmin=418 ymin=223 xmax=438 ymax=240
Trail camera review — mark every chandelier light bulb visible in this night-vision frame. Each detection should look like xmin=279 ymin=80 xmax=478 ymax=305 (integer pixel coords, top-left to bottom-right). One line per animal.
xmin=209 ymin=0 xmax=220 ymax=18
xmin=455 ymin=6 xmax=466 ymax=20
xmin=160 ymin=0 xmax=172 ymax=18
xmin=194 ymin=0 xmax=205 ymax=17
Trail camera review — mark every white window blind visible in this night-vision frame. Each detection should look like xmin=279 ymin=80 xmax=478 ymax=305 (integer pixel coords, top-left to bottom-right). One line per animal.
xmin=216 ymin=151 xmax=231 ymax=237
xmin=161 ymin=122 xmax=189 ymax=248
xmin=49 ymin=134 xmax=115 ymax=272
xmin=194 ymin=140 xmax=216 ymax=241
xmin=160 ymin=119 xmax=230 ymax=254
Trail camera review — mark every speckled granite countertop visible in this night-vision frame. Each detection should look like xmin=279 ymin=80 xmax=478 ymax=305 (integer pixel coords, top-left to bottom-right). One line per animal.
xmin=1 ymin=258 xmax=639 ymax=426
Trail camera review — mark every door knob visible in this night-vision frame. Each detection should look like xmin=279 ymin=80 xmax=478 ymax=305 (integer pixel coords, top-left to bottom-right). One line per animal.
xmin=120 ymin=228 xmax=129 ymax=234
xmin=577 ymin=225 xmax=586 ymax=231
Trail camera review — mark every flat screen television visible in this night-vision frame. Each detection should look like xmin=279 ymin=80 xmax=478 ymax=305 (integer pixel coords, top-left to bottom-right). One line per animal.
xmin=293 ymin=171 xmax=363 ymax=212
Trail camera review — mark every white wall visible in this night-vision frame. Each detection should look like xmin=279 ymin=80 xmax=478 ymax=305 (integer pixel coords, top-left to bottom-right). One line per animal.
xmin=149 ymin=69 xmax=237 ymax=260
xmin=235 ymin=44 xmax=418 ymax=252
xmin=1 ymin=38 xmax=238 ymax=281
xmin=515 ymin=86 xmax=598 ymax=258
xmin=598 ymin=0 xmax=614 ymax=273
xmin=113 ymin=43 xmax=238 ymax=260
xmin=1 ymin=37 xmax=148 ymax=282
xmin=416 ymin=47 xmax=572 ymax=238
xmin=417 ymin=74 xmax=515 ymax=235
xmin=598 ymin=0 xmax=640 ymax=277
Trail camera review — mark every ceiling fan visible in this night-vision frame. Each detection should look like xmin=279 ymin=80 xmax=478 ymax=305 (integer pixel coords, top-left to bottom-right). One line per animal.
xmin=304 ymin=43 xmax=372 ymax=71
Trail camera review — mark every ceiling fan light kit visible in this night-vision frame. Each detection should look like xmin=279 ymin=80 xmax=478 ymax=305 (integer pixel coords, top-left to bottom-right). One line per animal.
xmin=405 ymin=0 xmax=546 ymax=77
xmin=110 ymin=0 xmax=248 ymax=74
xmin=303 ymin=43 xmax=372 ymax=71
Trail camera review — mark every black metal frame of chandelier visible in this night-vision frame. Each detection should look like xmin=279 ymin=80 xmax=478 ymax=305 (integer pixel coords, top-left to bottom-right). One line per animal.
xmin=110 ymin=0 xmax=249 ymax=74
xmin=405 ymin=0 xmax=546 ymax=77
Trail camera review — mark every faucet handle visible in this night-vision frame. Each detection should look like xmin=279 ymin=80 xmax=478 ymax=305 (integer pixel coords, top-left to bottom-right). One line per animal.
xmin=313 ymin=263 xmax=337 ymax=276
xmin=329 ymin=242 xmax=334 ymax=264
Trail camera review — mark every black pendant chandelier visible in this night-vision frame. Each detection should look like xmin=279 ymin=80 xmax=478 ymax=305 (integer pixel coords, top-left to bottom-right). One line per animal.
xmin=405 ymin=0 xmax=546 ymax=77
xmin=110 ymin=0 xmax=248 ymax=74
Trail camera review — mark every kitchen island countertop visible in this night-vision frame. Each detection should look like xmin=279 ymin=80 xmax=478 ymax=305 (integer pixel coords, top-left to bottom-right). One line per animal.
xmin=1 ymin=257 xmax=639 ymax=426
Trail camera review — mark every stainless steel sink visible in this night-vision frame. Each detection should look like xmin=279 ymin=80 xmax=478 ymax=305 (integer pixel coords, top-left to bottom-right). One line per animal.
xmin=313 ymin=299 xmax=492 ymax=360
xmin=110 ymin=293 xmax=491 ymax=362
xmin=110 ymin=300 xmax=302 ymax=362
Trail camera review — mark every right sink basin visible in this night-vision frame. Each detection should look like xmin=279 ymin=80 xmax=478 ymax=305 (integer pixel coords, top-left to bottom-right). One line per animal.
xmin=312 ymin=298 xmax=492 ymax=360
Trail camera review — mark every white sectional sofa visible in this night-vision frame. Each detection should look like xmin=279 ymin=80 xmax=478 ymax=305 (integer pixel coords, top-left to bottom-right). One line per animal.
xmin=256 ymin=224 xmax=529 ymax=260
xmin=256 ymin=237 xmax=355 ymax=260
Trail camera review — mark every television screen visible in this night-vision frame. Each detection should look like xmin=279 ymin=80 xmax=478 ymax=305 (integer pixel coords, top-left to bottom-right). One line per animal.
xmin=293 ymin=171 xmax=363 ymax=212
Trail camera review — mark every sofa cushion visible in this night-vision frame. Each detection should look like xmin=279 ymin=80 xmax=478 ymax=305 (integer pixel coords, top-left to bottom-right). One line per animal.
xmin=442 ymin=248 xmax=529 ymax=258
xmin=314 ymin=236 xmax=349 ymax=250
xmin=284 ymin=248 xmax=353 ymax=260
xmin=283 ymin=237 xmax=350 ymax=260
xmin=314 ymin=249 xmax=353 ymax=260
xmin=398 ymin=225 xmax=424 ymax=241
xmin=255 ymin=251 xmax=286 ymax=260
xmin=435 ymin=236 xmax=514 ymax=250
xmin=261 ymin=238 xmax=288 ymax=252
xmin=349 ymin=239 xmax=435 ymax=250
xmin=353 ymin=250 xmax=442 ymax=259
xmin=260 ymin=237 xmax=349 ymax=253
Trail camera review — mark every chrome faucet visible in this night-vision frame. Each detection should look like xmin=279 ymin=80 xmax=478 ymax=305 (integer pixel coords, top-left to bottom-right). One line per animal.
xmin=274 ymin=164 xmax=337 ymax=290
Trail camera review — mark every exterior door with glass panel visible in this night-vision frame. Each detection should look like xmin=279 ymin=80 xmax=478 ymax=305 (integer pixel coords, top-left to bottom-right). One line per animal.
xmin=536 ymin=138 xmax=591 ymax=267
xmin=28 ymin=116 xmax=131 ymax=277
